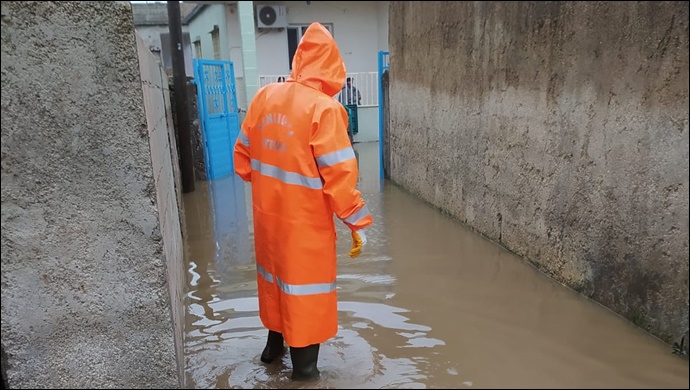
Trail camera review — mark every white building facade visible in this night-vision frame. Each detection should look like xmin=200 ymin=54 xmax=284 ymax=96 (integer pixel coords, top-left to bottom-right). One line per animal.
xmin=188 ymin=1 xmax=389 ymax=142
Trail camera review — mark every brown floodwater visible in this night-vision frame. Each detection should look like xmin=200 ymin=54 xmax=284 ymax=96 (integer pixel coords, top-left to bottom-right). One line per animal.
xmin=181 ymin=142 xmax=688 ymax=389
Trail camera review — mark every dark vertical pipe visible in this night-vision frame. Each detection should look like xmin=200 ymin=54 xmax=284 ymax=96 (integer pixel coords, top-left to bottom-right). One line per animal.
xmin=167 ymin=1 xmax=195 ymax=193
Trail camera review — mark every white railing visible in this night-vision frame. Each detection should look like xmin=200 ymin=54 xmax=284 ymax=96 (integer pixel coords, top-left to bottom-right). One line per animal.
xmin=258 ymin=71 xmax=379 ymax=107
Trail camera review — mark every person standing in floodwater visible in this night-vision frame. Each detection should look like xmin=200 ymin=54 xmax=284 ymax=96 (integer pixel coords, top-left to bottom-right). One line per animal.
xmin=233 ymin=22 xmax=373 ymax=381
xmin=338 ymin=77 xmax=361 ymax=106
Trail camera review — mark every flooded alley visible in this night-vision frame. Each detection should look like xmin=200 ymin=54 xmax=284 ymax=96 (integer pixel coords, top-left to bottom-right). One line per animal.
xmin=181 ymin=142 xmax=688 ymax=389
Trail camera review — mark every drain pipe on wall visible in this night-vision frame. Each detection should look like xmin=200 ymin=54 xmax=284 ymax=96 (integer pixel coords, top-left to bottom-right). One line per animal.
xmin=238 ymin=1 xmax=258 ymax=104
xmin=167 ymin=0 xmax=195 ymax=193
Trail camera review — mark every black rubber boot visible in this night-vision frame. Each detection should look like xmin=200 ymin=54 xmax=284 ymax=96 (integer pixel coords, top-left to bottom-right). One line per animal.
xmin=290 ymin=343 xmax=320 ymax=381
xmin=260 ymin=330 xmax=285 ymax=364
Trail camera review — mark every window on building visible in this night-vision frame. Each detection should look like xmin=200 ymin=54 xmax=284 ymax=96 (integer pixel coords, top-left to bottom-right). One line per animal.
xmin=211 ymin=26 xmax=221 ymax=60
xmin=193 ymin=40 xmax=202 ymax=59
xmin=287 ymin=24 xmax=333 ymax=70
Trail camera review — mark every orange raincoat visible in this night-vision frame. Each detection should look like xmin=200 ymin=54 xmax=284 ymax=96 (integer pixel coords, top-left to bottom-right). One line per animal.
xmin=233 ymin=23 xmax=373 ymax=348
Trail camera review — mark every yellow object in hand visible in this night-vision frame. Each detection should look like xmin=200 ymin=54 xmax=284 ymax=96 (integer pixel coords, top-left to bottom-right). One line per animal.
xmin=349 ymin=229 xmax=368 ymax=258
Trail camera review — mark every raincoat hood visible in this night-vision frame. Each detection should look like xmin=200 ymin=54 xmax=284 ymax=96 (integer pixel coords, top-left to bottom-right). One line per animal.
xmin=289 ymin=22 xmax=346 ymax=97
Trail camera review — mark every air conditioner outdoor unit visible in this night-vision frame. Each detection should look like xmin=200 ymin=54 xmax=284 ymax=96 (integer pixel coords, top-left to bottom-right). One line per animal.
xmin=256 ymin=5 xmax=288 ymax=29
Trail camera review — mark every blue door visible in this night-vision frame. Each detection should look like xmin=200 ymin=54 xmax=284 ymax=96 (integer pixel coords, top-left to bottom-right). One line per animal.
xmin=193 ymin=59 xmax=240 ymax=180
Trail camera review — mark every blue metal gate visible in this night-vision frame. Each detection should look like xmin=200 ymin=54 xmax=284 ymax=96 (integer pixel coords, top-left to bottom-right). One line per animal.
xmin=378 ymin=51 xmax=390 ymax=180
xmin=193 ymin=59 xmax=240 ymax=181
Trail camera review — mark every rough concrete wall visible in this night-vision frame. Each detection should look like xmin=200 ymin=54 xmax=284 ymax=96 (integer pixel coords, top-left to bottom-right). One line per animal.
xmin=1 ymin=2 xmax=179 ymax=388
xmin=388 ymin=1 xmax=689 ymax=344
xmin=135 ymin=34 xmax=186 ymax=386
xmin=165 ymin=79 xmax=187 ymax=239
